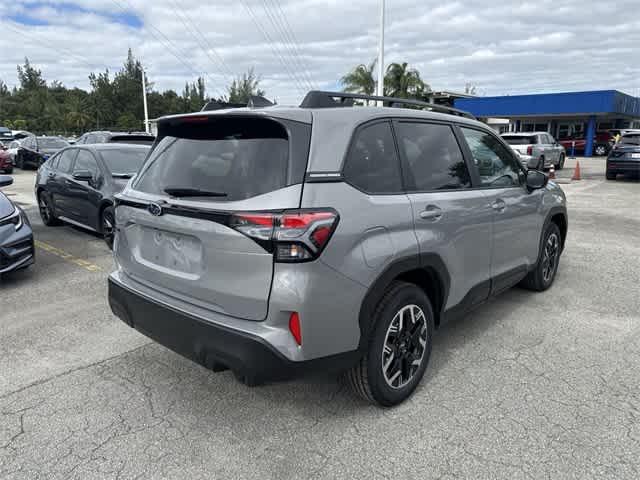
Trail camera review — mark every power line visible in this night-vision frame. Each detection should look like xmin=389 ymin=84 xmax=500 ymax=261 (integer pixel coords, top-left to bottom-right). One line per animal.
xmin=110 ymin=0 xmax=226 ymax=99
xmin=239 ymin=0 xmax=309 ymax=96
xmin=262 ymin=0 xmax=317 ymax=90
xmin=166 ymin=0 xmax=234 ymax=86
xmin=258 ymin=0 xmax=314 ymax=91
xmin=3 ymin=21 xmax=110 ymax=73
xmin=167 ymin=0 xmax=235 ymax=82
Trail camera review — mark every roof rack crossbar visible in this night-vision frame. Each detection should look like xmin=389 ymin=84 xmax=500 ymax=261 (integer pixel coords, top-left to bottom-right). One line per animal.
xmin=299 ymin=91 xmax=475 ymax=119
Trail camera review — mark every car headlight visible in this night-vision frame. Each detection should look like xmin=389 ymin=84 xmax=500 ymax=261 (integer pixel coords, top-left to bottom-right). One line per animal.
xmin=0 ymin=208 xmax=23 ymax=231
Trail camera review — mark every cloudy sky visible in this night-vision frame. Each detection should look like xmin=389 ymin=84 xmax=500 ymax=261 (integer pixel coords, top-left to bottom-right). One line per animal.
xmin=1 ymin=0 xmax=640 ymax=104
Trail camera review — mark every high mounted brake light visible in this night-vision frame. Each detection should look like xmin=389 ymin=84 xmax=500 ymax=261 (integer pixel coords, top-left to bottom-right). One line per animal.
xmin=229 ymin=209 xmax=339 ymax=262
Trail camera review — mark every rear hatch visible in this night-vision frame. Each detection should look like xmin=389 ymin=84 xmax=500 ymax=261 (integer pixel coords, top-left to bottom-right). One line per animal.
xmin=501 ymin=135 xmax=537 ymax=155
xmin=114 ymin=113 xmax=312 ymax=321
xmin=612 ymin=135 xmax=640 ymax=160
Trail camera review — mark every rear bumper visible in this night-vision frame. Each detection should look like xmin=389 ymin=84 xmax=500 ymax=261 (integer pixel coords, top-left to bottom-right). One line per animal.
xmin=607 ymin=160 xmax=640 ymax=172
xmin=108 ymin=277 xmax=359 ymax=383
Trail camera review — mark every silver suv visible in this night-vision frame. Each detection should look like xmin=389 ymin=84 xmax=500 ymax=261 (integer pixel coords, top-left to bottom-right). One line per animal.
xmin=501 ymin=132 xmax=566 ymax=171
xmin=108 ymin=92 xmax=568 ymax=406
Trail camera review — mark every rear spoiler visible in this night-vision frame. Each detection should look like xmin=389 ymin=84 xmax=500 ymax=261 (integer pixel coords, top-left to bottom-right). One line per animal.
xmin=201 ymin=96 xmax=275 ymax=111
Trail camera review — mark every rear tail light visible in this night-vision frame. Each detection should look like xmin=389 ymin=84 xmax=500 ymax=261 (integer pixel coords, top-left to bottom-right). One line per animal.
xmin=229 ymin=209 xmax=339 ymax=263
xmin=526 ymin=145 xmax=533 ymax=156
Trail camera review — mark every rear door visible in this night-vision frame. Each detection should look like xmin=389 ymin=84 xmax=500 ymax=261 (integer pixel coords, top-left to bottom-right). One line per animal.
xmin=394 ymin=120 xmax=493 ymax=310
xmin=458 ymin=127 xmax=543 ymax=294
xmin=115 ymin=115 xmax=311 ymax=321
xmin=67 ymin=149 xmax=102 ymax=226
xmin=50 ymin=148 xmax=78 ymax=216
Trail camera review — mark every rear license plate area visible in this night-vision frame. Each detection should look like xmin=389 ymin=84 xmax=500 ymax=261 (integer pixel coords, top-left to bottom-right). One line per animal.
xmin=137 ymin=226 xmax=203 ymax=275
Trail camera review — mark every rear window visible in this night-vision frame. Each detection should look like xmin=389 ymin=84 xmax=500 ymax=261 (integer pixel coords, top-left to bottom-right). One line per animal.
xmin=501 ymin=135 xmax=538 ymax=145
xmin=134 ymin=116 xmax=309 ymax=201
xmin=108 ymin=135 xmax=155 ymax=145
xmin=39 ymin=138 xmax=69 ymax=149
xmin=620 ymin=135 xmax=640 ymax=145
xmin=101 ymin=148 xmax=150 ymax=174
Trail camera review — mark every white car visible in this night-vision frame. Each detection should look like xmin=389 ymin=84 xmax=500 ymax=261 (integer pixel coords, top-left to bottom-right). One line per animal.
xmin=5 ymin=140 xmax=23 ymax=166
xmin=501 ymin=132 xmax=566 ymax=170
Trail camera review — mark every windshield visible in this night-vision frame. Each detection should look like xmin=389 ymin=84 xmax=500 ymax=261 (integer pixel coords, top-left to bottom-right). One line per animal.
xmin=101 ymin=148 xmax=150 ymax=174
xmin=502 ymin=136 xmax=537 ymax=145
xmin=134 ymin=117 xmax=296 ymax=201
xmin=620 ymin=135 xmax=640 ymax=145
xmin=39 ymin=138 xmax=69 ymax=149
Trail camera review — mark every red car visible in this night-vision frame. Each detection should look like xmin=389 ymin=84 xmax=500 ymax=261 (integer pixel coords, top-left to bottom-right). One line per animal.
xmin=0 ymin=146 xmax=13 ymax=174
xmin=558 ymin=131 xmax=613 ymax=156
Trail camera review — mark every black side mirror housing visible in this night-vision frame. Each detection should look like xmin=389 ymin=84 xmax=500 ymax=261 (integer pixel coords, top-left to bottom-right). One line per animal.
xmin=72 ymin=170 xmax=93 ymax=182
xmin=0 ymin=175 xmax=14 ymax=188
xmin=526 ymin=170 xmax=548 ymax=191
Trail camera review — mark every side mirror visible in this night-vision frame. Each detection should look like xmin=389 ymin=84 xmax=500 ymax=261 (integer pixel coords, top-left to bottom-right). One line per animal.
xmin=526 ymin=170 xmax=548 ymax=191
xmin=0 ymin=175 xmax=14 ymax=188
xmin=72 ymin=170 xmax=93 ymax=182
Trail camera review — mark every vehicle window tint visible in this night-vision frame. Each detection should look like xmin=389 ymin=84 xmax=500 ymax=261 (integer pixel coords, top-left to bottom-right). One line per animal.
xmin=135 ymin=117 xmax=305 ymax=202
xmin=460 ymin=128 xmax=523 ymax=188
xmin=74 ymin=150 xmax=99 ymax=176
xmin=57 ymin=149 xmax=76 ymax=173
xmin=395 ymin=122 xmax=470 ymax=191
xmin=101 ymin=148 xmax=149 ymax=174
xmin=343 ymin=122 xmax=402 ymax=194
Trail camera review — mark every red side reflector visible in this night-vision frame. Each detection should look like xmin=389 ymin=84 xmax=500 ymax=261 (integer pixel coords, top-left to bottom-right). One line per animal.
xmin=289 ymin=312 xmax=302 ymax=346
xmin=178 ymin=116 xmax=209 ymax=124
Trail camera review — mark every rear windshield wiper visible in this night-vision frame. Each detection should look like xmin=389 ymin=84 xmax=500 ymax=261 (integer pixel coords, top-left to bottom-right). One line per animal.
xmin=164 ymin=187 xmax=228 ymax=198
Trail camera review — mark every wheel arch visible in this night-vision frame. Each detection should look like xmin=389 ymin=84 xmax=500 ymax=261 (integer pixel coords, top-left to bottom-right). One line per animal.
xmin=97 ymin=199 xmax=114 ymax=232
xmin=357 ymin=254 xmax=450 ymax=351
xmin=540 ymin=206 xmax=568 ymax=259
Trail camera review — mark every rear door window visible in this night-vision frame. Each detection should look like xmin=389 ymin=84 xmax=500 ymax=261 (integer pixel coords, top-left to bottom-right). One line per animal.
xmin=74 ymin=150 xmax=99 ymax=177
xmin=343 ymin=121 xmax=403 ymax=194
xmin=135 ymin=116 xmax=308 ymax=201
xmin=57 ymin=149 xmax=77 ymax=173
xmin=395 ymin=122 xmax=471 ymax=191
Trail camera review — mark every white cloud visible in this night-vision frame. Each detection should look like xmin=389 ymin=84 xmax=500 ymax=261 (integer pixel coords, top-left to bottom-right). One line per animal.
xmin=1 ymin=0 xmax=640 ymax=104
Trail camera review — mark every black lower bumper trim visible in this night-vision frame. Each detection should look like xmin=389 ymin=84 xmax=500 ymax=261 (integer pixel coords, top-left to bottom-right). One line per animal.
xmin=108 ymin=278 xmax=359 ymax=384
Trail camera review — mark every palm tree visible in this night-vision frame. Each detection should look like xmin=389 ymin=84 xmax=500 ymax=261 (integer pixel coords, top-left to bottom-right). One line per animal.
xmin=341 ymin=59 xmax=377 ymax=95
xmin=65 ymin=96 xmax=91 ymax=133
xmin=384 ymin=62 xmax=429 ymax=99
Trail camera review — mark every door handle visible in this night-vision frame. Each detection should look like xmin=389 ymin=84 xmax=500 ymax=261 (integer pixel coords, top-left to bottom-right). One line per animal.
xmin=491 ymin=199 xmax=506 ymax=212
xmin=419 ymin=206 xmax=443 ymax=221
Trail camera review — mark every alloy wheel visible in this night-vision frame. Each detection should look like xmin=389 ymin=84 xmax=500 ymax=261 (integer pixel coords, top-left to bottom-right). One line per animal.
xmin=39 ymin=196 xmax=51 ymax=223
xmin=542 ymin=233 xmax=560 ymax=284
xmin=381 ymin=304 xmax=428 ymax=389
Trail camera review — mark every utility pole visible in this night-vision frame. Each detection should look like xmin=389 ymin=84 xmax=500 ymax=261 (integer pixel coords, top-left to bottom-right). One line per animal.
xmin=141 ymin=68 xmax=150 ymax=133
xmin=376 ymin=0 xmax=385 ymax=100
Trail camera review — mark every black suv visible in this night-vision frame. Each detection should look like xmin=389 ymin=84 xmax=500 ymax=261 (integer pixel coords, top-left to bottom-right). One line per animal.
xmin=76 ymin=131 xmax=155 ymax=146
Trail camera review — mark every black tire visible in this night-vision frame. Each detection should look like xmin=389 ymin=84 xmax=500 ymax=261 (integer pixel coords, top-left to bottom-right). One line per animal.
xmin=38 ymin=192 xmax=62 ymax=226
xmin=606 ymin=170 xmax=616 ymax=180
xmin=594 ymin=144 xmax=607 ymax=156
xmin=101 ymin=206 xmax=115 ymax=250
xmin=538 ymin=156 xmax=545 ymax=171
xmin=556 ymin=155 xmax=565 ymax=170
xmin=15 ymin=153 xmax=24 ymax=169
xmin=345 ymin=281 xmax=435 ymax=407
xmin=520 ymin=223 xmax=562 ymax=292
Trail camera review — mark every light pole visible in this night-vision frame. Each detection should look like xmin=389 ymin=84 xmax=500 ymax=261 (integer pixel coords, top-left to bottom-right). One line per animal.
xmin=141 ymin=68 xmax=150 ymax=134
xmin=376 ymin=0 xmax=385 ymax=99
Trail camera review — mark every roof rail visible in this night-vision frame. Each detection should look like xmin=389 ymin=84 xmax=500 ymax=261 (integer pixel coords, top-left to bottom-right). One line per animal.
xmin=299 ymin=91 xmax=475 ymax=119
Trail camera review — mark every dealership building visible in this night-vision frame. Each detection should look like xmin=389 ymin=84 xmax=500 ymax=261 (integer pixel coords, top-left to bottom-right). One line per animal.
xmin=454 ymin=90 xmax=640 ymax=156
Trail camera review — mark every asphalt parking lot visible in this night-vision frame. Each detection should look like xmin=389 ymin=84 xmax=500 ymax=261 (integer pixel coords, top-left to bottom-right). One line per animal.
xmin=1 ymin=158 xmax=639 ymax=479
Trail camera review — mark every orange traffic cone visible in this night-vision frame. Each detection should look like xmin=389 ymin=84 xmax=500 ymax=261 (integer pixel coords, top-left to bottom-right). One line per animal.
xmin=572 ymin=161 xmax=581 ymax=181
xmin=549 ymin=165 xmax=556 ymax=179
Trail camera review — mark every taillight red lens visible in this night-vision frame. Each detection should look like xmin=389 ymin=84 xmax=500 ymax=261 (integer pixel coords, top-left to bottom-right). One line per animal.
xmin=527 ymin=146 xmax=533 ymax=155
xmin=229 ymin=209 xmax=339 ymax=262
xmin=289 ymin=312 xmax=302 ymax=345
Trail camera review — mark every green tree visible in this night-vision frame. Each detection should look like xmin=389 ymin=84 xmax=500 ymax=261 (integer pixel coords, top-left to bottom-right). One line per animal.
xmin=227 ymin=68 xmax=265 ymax=104
xmin=384 ymin=62 xmax=429 ymax=99
xmin=341 ymin=59 xmax=377 ymax=95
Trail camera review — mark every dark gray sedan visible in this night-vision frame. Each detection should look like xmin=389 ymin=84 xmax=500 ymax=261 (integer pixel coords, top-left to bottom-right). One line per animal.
xmin=607 ymin=133 xmax=640 ymax=180
xmin=35 ymin=144 xmax=150 ymax=248
xmin=0 ymin=175 xmax=34 ymax=275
